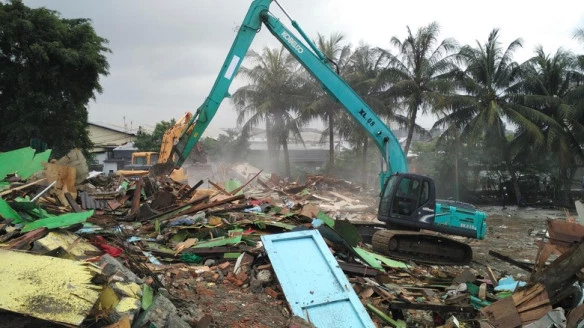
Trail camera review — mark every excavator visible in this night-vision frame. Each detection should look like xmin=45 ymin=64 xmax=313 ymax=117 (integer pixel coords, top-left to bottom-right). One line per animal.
xmin=157 ymin=0 xmax=487 ymax=264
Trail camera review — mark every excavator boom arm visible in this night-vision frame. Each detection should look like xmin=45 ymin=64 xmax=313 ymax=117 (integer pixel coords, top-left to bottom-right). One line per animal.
xmin=171 ymin=0 xmax=406 ymax=189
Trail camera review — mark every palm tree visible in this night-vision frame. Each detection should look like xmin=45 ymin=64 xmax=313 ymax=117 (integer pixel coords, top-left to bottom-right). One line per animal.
xmin=435 ymin=29 xmax=557 ymax=205
xmin=309 ymin=33 xmax=352 ymax=172
xmin=519 ymin=47 xmax=584 ymax=203
xmin=232 ymin=46 xmax=305 ymax=176
xmin=340 ymin=44 xmax=388 ymax=183
xmin=378 ymin=22 xmax=458 ymax=155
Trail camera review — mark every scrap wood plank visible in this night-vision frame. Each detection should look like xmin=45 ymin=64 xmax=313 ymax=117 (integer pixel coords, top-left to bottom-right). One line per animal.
xmin=480 ymin=296 xmax=522 ymax=328
xmin=488 ymin=250 xmax=534 ymax=272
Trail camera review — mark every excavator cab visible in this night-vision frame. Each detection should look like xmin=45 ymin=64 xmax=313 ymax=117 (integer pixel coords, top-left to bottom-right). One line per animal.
xmin=377 ymin=173 xmax=437 ymax=229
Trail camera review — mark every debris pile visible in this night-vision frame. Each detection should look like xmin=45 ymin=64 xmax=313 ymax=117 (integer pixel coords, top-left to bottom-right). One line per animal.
xmin=1 ymin=146 xmax=584 ymax=327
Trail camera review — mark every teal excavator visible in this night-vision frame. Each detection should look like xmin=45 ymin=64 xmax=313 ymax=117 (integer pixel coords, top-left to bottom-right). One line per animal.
xmin=164 ymin=0 xmax=487 ymax=264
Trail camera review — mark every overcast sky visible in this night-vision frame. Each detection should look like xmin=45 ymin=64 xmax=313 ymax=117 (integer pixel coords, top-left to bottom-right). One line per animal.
xmin=23 ymin=0 xmax=584 ymax=136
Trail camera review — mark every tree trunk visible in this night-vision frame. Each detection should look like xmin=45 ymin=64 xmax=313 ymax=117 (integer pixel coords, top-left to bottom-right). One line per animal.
xmin=266 ymin=120 xmax=279 ymax=173
xmin=503 ymin=147 xmax=522 ymax=206
xmin=282 ymin=135 xmax=291 ymax=178
xmin=328 ymin=108 xmax=334 ymax=173
xmin=403 ymin=107 xmax=418 ymax=156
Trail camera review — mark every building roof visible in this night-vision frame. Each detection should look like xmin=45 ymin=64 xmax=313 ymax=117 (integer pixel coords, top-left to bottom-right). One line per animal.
xmin=88 ymin=122 xmax=136 ymax=137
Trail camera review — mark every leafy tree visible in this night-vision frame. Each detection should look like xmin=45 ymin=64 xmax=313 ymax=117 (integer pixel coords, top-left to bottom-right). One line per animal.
xmin=200 ymin=129 xmax=249 ymax=162
xmin=0 ymin=0 xmax=110 ymax=157
xmin=134 ymin=120 xmax=175 ymax=151
xmin=340 ymin=44 xmax=387 ymax=183
xmin=435 ymin=29 xmax=556 ymax=205
xmin=519 ymin=47 xmax=584 ymax=203
xmin=309 ymin=33 xmax=352 ymax=172
xmin=232 ymin=46 xmax=305 ymax=177
xmin=378 ymin=22 xmax=457 ymax=155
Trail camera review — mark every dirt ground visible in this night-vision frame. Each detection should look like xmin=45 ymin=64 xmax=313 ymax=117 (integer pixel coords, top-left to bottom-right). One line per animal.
xmin=470 ymin=205 xmax=568 ymax=277
xmin=163 ymin=205 xmax=572 ymax=328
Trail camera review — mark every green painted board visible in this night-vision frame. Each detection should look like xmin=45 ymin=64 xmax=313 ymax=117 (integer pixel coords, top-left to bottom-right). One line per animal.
xmin=354 ymin=247 xmax=409 ymax=269
xmin=0 ymin=147 xmax=51 ymax=180
xmin=141 ymin=285 xmax=153 ymax=310
xmin=22 ymin=210 xmax=94 ymax=232
xmin=0 ymin=198 xmax=23 ymax=223
xmin=194 ymin=229 xmax=243 ymax=248
xmin=316 ymin=211 xmax=335 ymax=228
xmin=353 ymin=247 xmax=383 ymax=270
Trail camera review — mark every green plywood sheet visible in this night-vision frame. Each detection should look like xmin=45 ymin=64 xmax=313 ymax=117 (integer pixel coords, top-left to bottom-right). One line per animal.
xmin=353 ymin=247 xmax=383 ymax=270
xmin=316 ymin=211 xmax=335 ymax=228
xmin=0 ymin=147 xmax=51 ymax=180
xmin=353 ymin=247 xmax=409 ymax=269
xmin=0 ymin=198 xmax=22 ymax=223
xmin=22 ymin=210 xmax=94 ymax=232
xmin=193 ymin=229 xmax=243 ymax=248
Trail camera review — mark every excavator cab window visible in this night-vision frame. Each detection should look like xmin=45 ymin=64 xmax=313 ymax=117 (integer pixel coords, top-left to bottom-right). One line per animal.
xmin=392 ymin=177 xmax=421 ymax=216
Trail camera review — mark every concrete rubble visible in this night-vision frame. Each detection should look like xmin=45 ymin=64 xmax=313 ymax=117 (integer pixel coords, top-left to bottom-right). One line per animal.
xmin=1 ymin=146 xmax=584 ymax=327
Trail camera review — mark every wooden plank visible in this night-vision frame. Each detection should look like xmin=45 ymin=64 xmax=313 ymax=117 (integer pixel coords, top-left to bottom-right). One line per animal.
xmin=65 ymin=192 xmax=82 ymax=213
xmin=486 ymin=266 xmax=498 ymax=287
xmin=481 ymin=297 xmax=521 ymax=328
xmin=130 ymin=178 xmax=143 ymax=215
xmin=489 ymin=250 xmax=534 ymax=272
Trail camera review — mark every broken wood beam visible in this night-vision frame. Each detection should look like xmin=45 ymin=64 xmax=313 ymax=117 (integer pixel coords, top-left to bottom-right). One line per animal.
xmin=145 ymin=194 xmax=210 ymax=222
xmin=6 ymin=228 xmax=49 ymax=250
xmin=488 ymin=250 xmax=534 ymax=272
xmin=181 ymin=194 xmax=245 ymax=216
xmin=230 ymin=170 xmax=263 ymax=195
xmin=0 ymin=178 xmax=47 ymax=197
xmin=130 ymin=178 xmax=144 ymax=215
xmin=208 ymin=179 xmax=231 ymax=195
xmin=530 ymin=241 xmax=584 ymax=304
xmin=64 ymin=192 xmax=82 ymax=213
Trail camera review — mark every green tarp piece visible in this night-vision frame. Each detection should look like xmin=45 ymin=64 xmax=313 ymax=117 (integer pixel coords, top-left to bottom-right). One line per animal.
xmin=0 ymin=198 xmax=23 ymax=223
xmin=366 ymin=303 xmax=407 ymax=328
xmin=194 ymin=229 xmax=243 ymax=248
xmin=353 ymin=247 xmax=409 ymax=269
xmin=224 ymin=252 xmax=242 ymax=259
xmin=21 ymin=210 xmax=94 ymax=232
xmin=225 ymin=179 xmax=242 ymax=195
xmin=0 ymin=147 xmax=51 ymax=180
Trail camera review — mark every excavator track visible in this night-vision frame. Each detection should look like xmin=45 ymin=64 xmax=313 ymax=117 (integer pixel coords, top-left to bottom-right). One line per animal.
xmin=372 ymin=230 xmax=472 ymax=265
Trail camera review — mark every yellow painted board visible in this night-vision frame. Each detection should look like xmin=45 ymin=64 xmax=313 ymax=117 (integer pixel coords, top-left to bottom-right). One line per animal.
xmin=0 ymin=250 xmax=102 ymax=326
xmin=33 ymin=231 xmax=100 ymax=259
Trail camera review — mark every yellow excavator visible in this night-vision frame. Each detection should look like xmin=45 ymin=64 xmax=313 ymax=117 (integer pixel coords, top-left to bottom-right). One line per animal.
xmin=116 ymin=112 xmax=203 ymax=183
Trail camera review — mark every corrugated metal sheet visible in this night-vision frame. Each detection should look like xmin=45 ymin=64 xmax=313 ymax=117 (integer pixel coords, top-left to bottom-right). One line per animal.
xmin=261 ymin=230 xmax=375 ymax=328
xmin=79 ymin=191 xmax=108 ymax=210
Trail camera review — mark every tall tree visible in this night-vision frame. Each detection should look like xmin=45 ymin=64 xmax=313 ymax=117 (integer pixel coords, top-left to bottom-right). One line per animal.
xmin=341 ymin=44 xmax=387 ymax=183
xmin=310 ymin=33 xmax=352 ymax=172
xmin=519 ymin=47 xmax=584 ymax=203
xmin=0 ymin=0 xmax=110 ymax=157
xmin=232 ymin=47 xmax=305 ymax=176
xmin=435 ymin=29 xmax=556 ymax=205
xmin=135 ymin=120 xmax=176 ymax=151
xmin=378 ymin=22 xmax=457 ymax=155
